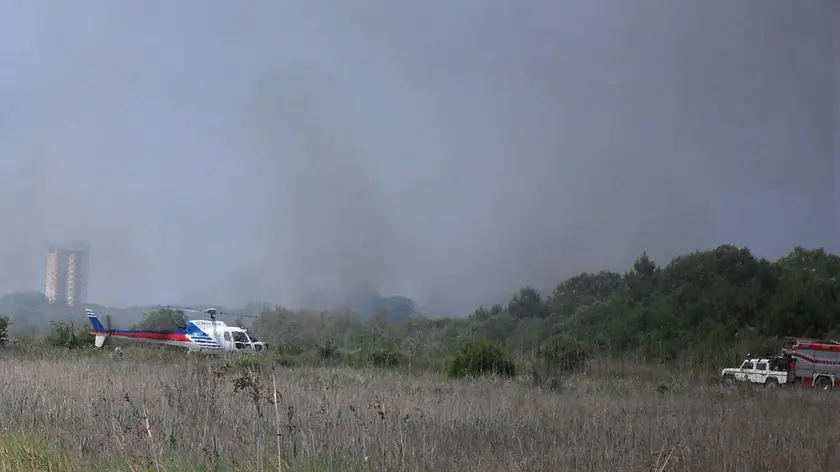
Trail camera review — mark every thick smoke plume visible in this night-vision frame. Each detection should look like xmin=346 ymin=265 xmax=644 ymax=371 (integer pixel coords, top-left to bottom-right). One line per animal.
xmin=0 ymin=1 xmax=835 ymax=314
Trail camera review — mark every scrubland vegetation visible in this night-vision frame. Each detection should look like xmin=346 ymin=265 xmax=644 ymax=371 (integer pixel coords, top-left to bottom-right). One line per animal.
xmin=1 ymin=244 xmax=840 ymax=471
xmin=2 ymin=351 xmax=840 ymax=472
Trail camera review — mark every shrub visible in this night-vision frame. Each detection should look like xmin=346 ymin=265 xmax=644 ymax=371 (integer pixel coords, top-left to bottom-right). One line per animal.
xmin=538 ymin=335 xmax=588 ymax=372
xmin=447 ymin=339 xmax=516 ymax=378
xmin=318 ymin=338 xmax=338 ymax=360
xmin=368 ymin=347 xmax=405 ymax=368
xmin=45 ymin=321 xmax=91 ymax=350
xmin=531 ymin=336 xmax=588 ymax=390
xmin=0 ymin=316 xmax=8 ymax=348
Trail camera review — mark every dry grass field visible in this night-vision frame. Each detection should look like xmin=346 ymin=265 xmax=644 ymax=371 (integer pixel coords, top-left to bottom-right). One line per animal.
xmin=0 ymin=350 xmax=839 ymax=471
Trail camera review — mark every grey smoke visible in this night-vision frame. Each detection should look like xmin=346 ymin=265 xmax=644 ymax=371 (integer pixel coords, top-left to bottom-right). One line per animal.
xmin=0 ymin=0 xmax=835 ymax=314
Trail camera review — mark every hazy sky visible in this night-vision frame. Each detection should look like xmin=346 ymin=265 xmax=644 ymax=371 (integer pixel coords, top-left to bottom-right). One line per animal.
xmin=0 ymin=1 xmax=836 ymax=314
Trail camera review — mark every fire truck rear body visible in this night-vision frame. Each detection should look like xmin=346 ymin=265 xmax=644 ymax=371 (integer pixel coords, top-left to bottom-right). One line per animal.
xmin=782 ymin=337 xmax=840 ymax=390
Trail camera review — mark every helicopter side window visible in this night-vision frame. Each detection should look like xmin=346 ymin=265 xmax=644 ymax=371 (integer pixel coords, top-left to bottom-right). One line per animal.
xmin=247 ymin=333 xmax=259 ymax=343
xmin=232 ymin=331 xmax=247 ymax=343
xmin=224 ymin=332 xmax=231 ymax=342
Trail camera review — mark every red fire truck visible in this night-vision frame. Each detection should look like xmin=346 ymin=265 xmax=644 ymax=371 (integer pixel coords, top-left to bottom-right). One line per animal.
xmin=780 ymin=337 xmax=840 ymax=390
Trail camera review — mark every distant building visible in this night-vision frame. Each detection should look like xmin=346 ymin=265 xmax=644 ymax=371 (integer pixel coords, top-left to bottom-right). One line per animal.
xmin=45 ymin=242 xmax=90 ymax=307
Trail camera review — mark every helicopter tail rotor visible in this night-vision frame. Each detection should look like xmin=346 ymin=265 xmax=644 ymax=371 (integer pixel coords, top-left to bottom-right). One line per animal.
xmin=86 ymin=308 xmax=110 ymax=348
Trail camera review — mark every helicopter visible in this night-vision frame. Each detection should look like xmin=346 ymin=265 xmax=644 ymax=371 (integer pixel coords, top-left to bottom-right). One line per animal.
xmin=86 ymin=307 xmax=269 ymax=354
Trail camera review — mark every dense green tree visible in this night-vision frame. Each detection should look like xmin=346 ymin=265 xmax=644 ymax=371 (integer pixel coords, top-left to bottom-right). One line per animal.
xmin=547 ymin=270 xmax=625 ymax=319
xmin=507 ymin=286 xmax=547 ymax=320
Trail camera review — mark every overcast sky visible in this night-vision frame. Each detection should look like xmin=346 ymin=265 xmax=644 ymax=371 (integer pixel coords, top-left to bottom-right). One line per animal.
xmin=0 ymin=1 xmax=836 ymax=314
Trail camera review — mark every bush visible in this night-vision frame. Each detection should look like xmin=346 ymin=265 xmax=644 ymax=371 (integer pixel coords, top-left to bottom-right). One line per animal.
xmin=447 ymin=339 xmax=516 ymax=378
xmin=45 ymin=321 xmax=91 ymax=350
xmin=538 ymin=335 xmax=588 ymax=372
xmin=0 ymin=315 xmax=8 ymax=348
xmin=368 ymin=347 xmax=405 ymax=368
xmin=530 ymin=335 xmax=588 ymax=390
xmin=318 ymin=338 xmax=338 ymax=360
xmin=343 ymin=347 xmax=405 ymax=369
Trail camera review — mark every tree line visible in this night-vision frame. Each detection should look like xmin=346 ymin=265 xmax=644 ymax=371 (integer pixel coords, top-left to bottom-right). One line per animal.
xmin=469 ymin=244 xmax=840 ymax=365
xmin=2 ymin=244 xmax=838 ymax=371
xmin=132 ymin=244 xmax=840 ymax=369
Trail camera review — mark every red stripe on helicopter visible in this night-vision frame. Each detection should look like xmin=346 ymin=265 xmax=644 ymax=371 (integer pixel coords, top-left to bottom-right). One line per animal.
xmin=103 ymin=332 xmax=190 ymax=342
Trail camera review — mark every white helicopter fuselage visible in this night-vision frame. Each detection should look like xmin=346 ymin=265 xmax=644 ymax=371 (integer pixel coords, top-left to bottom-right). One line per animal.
xmin=87 ymin=310 xmax=270 ymax=353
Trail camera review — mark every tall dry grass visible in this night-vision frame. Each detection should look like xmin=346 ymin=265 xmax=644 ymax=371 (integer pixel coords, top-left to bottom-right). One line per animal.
xmin=0 ymin=351 xmax=838 ymax=471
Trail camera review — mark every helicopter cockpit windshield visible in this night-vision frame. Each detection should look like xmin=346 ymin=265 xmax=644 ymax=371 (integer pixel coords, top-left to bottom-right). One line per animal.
xmin=231 ymin=331 xmax=249 ymax=344
xmin=247 ymin=333 xmax=260 ymax=343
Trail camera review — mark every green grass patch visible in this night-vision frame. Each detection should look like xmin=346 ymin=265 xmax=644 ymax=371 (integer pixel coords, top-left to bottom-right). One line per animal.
xmin=0 ymin=432 xmax=379 ymax=472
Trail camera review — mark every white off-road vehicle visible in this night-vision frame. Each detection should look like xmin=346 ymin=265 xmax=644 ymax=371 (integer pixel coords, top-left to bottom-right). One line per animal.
xmin=721 ymin=356 xmax=789 ymax=388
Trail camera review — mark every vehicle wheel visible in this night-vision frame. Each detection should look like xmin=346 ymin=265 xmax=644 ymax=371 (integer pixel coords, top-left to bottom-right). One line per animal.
xmin=723 ymin=375 xmax=735 ymax=384
xmin=764 ymin=378 xmax=778 ymax=389
xmin=814 ymin=376 xmax=833 ymax=391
